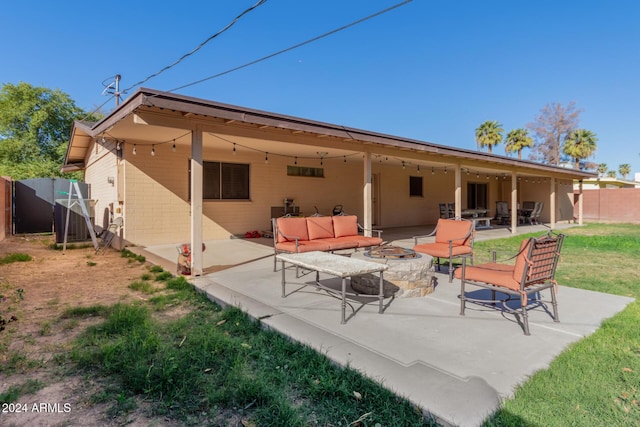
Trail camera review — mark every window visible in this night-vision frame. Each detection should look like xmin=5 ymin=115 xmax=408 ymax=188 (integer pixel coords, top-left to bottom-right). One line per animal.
xmin=287 ymin=165 xmax=324 ymax=177
xmin=192 ymin=161 xmax=250 ymax=200
xmin=467 ymin=183 xmax=487 ymax=209
xmin=409 ymin=176 xmax=423 ymax=197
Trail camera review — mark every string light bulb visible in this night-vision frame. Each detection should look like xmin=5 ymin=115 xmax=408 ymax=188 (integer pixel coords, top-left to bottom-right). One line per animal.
xmin=232 ymin=143 xmax=236 ymax=155
xmin=417 ymin=165 xmax=421 ymax=173
xmin=132 ymin=144 xmax=137 ymax=155
xmin=294 ymin=157 xmax=298 ymax=165
xmin=444 ymin=167 xmax=447 ymax=174
xmin=151 ymin=145 xmax=155 ymax=156
xmin=431 ymin=167 xmax=435 ymax=175
xmin=172 ymin=140 xmax=176 ymax=152
xmin=265 ymin=152 xmax=269 ymax=164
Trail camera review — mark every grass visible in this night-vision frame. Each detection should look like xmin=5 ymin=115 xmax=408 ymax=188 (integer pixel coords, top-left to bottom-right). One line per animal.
xmin=68 ymin=267 xmax=434 ymax=426
xmin=481 ymin=223 xmax=640 ymax=426
xmin=0 ymin=253 xmax=31 ymax=264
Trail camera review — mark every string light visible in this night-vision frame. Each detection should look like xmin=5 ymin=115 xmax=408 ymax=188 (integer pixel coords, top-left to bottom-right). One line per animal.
xmin=151 ymin=145 xmax=156 ymax=156
xmin=417 ymin=165 xmax=421 ymax=173
xmin=172 ymin=140 xmax=176 ymax=152
xmin=431 ymin=167 xmax=435 ymax=175
xmin=265 ymin=152 xmax=269 ymax=164
xmin=294 ymin=157 xmax=298 ymax=165
xmin=133 ymin=144 xmax=137 ymax=155
xmin=444 ymin=167 xmax=447 ymax=174
xmin=343 ymin=156 xmax=346 ymax=163
xmin=402 ymin=161 xmax=406 ymax=169
xmin=232 ymin=143 xmax=236 ymax=155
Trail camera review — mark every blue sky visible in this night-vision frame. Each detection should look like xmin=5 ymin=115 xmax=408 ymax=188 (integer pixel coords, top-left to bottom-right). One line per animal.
xmin=2 ymin=0 xmax=638 ymax=176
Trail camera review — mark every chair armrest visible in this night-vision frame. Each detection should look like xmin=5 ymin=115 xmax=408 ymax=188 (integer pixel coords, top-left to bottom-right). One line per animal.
xmin=413 ymin=229 xmax=437 ymax=245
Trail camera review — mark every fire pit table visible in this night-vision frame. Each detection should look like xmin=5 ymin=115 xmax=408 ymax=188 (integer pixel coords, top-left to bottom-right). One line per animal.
xmin=351 ymin=245 xmax=434 ymax=298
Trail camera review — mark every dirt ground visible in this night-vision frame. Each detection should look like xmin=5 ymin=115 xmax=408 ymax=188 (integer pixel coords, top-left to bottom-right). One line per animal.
xmin=0 ymin=235 xmax=182 ymax=426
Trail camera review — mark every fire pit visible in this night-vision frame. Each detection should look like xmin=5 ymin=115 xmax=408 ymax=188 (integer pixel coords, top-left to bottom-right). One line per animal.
xmin=367 ymin=246 xmax=418 ymax=259
xmin=351 ymin=245 xmax=434 ymax=298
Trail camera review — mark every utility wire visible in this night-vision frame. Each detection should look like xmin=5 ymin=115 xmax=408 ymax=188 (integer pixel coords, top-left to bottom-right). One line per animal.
xmin=167 ymin=0 xmax=413 ymax=93
xmin=123 ymin=0 xmax=269 ymax=94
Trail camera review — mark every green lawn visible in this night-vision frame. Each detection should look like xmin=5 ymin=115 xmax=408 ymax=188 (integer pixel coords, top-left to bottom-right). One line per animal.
xmin=481 ymin=223 xmax=640 ymax=426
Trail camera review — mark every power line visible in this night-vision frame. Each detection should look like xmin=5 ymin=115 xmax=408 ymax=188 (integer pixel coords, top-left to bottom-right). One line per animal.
xmin=166 ymin=0 xmax=413 ymax=93
xmin=123 ymin=0 xmax=269 ymax=94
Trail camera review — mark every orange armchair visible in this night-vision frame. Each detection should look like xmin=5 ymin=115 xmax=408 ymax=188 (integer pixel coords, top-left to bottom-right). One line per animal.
xmin=413 ymin=218 xmax=475 ymax=282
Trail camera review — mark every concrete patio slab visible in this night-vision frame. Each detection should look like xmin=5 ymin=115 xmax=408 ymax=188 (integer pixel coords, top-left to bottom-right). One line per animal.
xmin=138 ymin=223 xmax=635 ymax=426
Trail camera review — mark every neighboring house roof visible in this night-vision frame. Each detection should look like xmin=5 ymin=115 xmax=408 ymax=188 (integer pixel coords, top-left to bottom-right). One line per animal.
xmin=63 ymin=87 xmax=596 ymax=180
xmin=577 ymin=177 xmax=639 ymax=189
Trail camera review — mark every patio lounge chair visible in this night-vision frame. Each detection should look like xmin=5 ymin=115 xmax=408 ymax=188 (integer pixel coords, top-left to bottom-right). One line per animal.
xmin=439 ymin=203 xmax=451 ymax=219
xmin=454 ymin=232 xmax=564 ymax=335
xmin=495 ymin=201 xmax=510 ymax=225
xmin=530 ymin=201 xmax=544 ymax=225
xmin=413 ymin=218 xmax=475 ymax=282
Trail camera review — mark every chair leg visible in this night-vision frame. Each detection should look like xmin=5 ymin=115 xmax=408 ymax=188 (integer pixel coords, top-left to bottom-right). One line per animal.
xmin=459 ymin=279 xmax=466 ymax=315
xmin=550 ymin=287 xmax=560 ymax=322
xmin=448 ymin=258 xmax=454 ymax=283
xmin=521 ymin=293 xmax=531 ymax=336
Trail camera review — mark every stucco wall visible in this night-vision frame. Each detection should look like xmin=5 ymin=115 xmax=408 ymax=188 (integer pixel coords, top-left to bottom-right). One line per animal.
xmin=579 ymin=188 xmax=640 ymax=223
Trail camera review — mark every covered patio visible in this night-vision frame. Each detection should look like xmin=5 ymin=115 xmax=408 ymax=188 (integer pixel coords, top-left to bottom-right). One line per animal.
xmin=63 ymin=88 xmax=596 ymax=277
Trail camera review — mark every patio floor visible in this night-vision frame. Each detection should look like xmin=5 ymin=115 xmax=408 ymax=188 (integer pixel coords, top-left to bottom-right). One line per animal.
xmin=139 ymin=223 xmax=635 ymax=427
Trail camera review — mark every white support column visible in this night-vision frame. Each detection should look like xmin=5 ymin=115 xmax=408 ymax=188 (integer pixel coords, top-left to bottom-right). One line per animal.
xmin=550 ymin=177 xmax=556 ymax=228
xmin=454 ymin=165 xmax=462 ymax=218
xmin=190 ymin=128 xmax=204 ymax=276
xmin=511 ymin=172 xmax=518 ymax=233
xmin=578 ymin=179 xmax=584 ymax=225
xmin=363 ymin=152 xmax=372 ymax=237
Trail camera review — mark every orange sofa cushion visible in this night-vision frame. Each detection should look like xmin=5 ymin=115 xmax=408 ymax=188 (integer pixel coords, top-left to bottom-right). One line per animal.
xmin=275 ymin=240 xmax=331 ymax=253
xmin=276 ymin=217 xmax=309 ymax=243
xmin=306 ymin=216 xmax=335 ymax=240
xmin=332 ymin=215 xmax=359 ymax=238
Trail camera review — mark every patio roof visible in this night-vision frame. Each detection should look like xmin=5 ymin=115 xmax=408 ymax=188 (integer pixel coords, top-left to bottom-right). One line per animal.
xmin=63 ymin=87 xmax=596 ymax=181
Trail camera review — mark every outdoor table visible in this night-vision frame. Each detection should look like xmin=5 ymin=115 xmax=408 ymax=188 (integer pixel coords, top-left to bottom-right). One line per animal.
xmin=276 ymin=251 xmax=389 ymax=324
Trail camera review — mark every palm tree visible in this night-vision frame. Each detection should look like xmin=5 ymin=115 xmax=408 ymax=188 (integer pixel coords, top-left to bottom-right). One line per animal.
xmin=607 ymin=170 xmax=617 ymax=178
xmin=619 ymin=163 xmax=631 ymax=180
xmin=475 ymin=121 xmax=504 ymax=154
xmin=504 ymin=128 xmax=534 ymax=159
xmin=563 ymin=129 xmax=597 ymax=169
xmin=596 ymin=163 xmax=608 ymax=177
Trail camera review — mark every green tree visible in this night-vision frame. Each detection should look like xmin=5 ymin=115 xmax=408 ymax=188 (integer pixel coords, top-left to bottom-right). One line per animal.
xmin=618 ymin=163 xmax=631 ymax=180
xmin=475 ymin=120 xmax=504 ymax=154
xmin=596 ymin=163 xmax=608 ymax=177
xmin=0 ymin=82 xmax=99 ymax=179
xmin=607 ymin=170 xmax=617 ymax=178
xmin=563 ymin=129 xmax=597 ymax=169
xmin=527 ymin=101 xmax=582 ymax=165
xmin=504 ymin=128 xmax=534 ymax=159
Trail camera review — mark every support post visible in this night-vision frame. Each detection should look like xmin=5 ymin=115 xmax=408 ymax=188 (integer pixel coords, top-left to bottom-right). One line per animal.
xmin=363 ymin=152 xmax=372 ymax=237
xmin=511 ymin=172 xmax=518 ymax=233
xmin=190 ymin=129 xmax=204 ymax=276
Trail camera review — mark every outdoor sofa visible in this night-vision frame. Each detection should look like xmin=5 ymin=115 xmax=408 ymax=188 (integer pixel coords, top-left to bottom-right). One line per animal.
xmin=271 ymin=215 xmax=383 ymax=271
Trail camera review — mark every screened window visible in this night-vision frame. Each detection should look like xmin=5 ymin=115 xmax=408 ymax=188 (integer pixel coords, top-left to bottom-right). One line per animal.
xmin=194 ymin=161 xmax=250 ymax=200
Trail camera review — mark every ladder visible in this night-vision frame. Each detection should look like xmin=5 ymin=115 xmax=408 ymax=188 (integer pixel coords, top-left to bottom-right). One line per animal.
xmin=62 ymin=180 xmax=99 ymax=253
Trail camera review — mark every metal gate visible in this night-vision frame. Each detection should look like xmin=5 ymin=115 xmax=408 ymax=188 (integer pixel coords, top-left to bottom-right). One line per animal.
xmin=13 ymin=178 xmax=92 ymax=241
